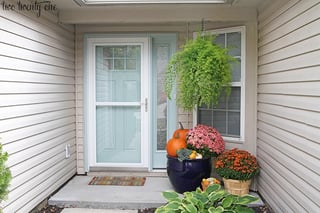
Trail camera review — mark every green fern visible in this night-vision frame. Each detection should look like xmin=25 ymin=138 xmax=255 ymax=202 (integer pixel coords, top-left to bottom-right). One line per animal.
xmin=165 ymin=33 xmax=235 ymax=111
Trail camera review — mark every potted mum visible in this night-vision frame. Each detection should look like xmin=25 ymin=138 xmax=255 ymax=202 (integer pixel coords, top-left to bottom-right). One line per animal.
xmin=167 ymin=124 xmax=225 ymax=193
xmin=214 ymin=148 xmax=260 ymax=196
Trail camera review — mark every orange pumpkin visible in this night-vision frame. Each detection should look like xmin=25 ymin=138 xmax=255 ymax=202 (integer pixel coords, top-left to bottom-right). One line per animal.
xmin=166 ymin=137 xmax=187 ymax=157
xmin=172 ymin=122 xmax=189 ymax=141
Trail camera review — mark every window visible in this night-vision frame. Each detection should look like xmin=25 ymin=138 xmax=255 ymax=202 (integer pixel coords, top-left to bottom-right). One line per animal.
xmin=196 ymin=26 xmax=245 ymax=142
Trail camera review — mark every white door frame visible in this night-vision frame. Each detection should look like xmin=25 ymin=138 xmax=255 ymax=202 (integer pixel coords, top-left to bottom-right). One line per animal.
xmin=86 ymin=37 xmax=151 ymax=170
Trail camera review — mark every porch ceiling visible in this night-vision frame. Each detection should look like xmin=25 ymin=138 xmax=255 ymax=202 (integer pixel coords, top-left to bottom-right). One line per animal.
xmin=50 ymin=0 xmax=267 ymax=24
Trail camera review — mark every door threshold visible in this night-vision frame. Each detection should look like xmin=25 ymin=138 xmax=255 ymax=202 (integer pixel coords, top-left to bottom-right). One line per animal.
xmin=88 ymin=169 xmax=167 ymax=177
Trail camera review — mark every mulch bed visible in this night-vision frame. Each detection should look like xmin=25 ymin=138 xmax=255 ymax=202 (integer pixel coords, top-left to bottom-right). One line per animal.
xmin=36 ymin=205 xmax=272 ymax=213
xmin=35 ymin=205 xmax=63 ymax=213
xmin=138 ymin=206 xmax=271 ymax=213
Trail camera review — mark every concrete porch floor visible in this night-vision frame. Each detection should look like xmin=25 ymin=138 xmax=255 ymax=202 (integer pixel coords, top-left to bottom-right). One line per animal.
xmin=49 ymin=173 xmax=265 ymax=212
xmin=49 ymin=172 xmax=173 ymax=210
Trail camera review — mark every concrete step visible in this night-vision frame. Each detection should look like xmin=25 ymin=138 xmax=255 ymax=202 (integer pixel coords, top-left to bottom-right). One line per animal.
xmin=49 ymin=175 xmax=172 ymax=209
xmin=50 ymin=175 xmax=265 ymax=210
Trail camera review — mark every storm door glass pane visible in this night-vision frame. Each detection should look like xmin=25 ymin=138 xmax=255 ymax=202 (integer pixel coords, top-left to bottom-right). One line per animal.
xmin=96 ymin=46 xmax=141 ymax=102
xmin=95 ymin=45 xmax=142 ymax=163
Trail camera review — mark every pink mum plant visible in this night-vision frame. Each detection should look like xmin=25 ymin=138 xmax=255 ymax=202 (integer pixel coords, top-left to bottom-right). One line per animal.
xmin=187 ymin=124 xmax=225 ymax=158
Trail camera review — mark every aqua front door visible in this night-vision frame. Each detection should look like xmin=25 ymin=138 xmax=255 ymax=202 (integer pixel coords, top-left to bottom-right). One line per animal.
xmin=87 ymin=37 xmax=150 ymax=170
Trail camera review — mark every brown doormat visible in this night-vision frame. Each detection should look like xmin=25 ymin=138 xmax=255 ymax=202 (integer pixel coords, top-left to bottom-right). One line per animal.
xmin=88 ymin=176 xmax=146 ymax=186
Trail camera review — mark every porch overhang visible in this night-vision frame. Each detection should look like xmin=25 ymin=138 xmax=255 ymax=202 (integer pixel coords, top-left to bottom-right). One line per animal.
xmin=58 ymin=4 xmax=257 ymax=24
xmin=74 ymin=0 xmax=228 ymax=5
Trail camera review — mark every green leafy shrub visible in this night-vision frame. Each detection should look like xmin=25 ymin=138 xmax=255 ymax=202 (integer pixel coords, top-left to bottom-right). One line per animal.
xmin=0 ymin=143 xmax=11 ymax=202
xmin=156 ymin=184 xmax=258 ymax=213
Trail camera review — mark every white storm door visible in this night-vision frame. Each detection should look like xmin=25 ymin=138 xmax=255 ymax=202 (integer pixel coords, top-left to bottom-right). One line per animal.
xmin=88 ymin=37 xmax=150 ymax=169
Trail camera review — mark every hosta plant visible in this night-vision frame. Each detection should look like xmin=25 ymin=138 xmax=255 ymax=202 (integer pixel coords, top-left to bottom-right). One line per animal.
xmin=156 ymin=184 xmax=258 ymax=213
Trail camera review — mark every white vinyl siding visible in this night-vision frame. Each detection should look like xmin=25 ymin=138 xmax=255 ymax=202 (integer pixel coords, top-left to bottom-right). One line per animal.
xmin=0 ymin=1 xmax=76 ymax=212
xmin=257 ymin=0 xmax=320 ymax=212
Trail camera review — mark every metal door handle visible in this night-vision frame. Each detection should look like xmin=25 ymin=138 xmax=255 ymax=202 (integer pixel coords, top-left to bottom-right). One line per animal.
xmin=144 ymin=98 xmax=148 ymax=112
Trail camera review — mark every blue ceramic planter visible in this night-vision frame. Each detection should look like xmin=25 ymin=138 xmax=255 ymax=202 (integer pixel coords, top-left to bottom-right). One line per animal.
xmin=167 ymin=155 xmax=212 ymax=193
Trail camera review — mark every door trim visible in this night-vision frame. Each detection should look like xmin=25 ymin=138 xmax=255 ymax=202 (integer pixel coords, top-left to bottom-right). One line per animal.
xmin=86 ymin=36 xmax=151 ymax=170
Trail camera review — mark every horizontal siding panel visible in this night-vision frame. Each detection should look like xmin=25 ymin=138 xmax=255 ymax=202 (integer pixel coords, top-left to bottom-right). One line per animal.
xmin=257 ymin=144 xmax=320 ymax=211
xmin=258 ymin=50 xmax=320 ymax=74
xmin=0 ymin=2 xmax=75 ymax=40
xmin=0 ymin=30 xmax=74 ymax=62
xmin=259 ymin=0 xmax=319 ymax=39
xmin=258 ymin=112 xmax=319 ymax=145
xmin=258 ymin=121 xmax=320 ymax=159
xmin=76 ymin=78 xmax=84 ymax=90
xmin=0 ymin=69 xmax=74 ymax=85
xmin=0 ymin=82 xmax=75 ymax=94
xmin=9 ymin=150 xmax=72 ymax=191
xmin=258 ymin=0 xmax=299 ymax=30
xmin=0 ymin=56 xmax=74 ymax=77
xmin=258 ymin=129 xmax=319 ymax=176
xmin=258 ymin=0 xmax=320 ymax=212
xmin=259 ymin=34 xmax=320 ymax=65
xmin=1 ymin=2 xmax=76 ymax=212
xmin=16 ymin=167 xmax=76 ymax=213
xmin=0 ymin=93 xmax=75 ymax=107
xmin=0 ymin=18 xmax=74 ymax=55
xmin=0 ymin=43 xmax=74 ymax=69
xmin=259 ymin=18 xmax=320 ymax=57
xmin=7 ymin=131 xmax=75 ymax=168
xmin=258 ymin=81 xmax=320 ymax=96
xmin=8 ymin=142 xmax=75 ymax=191
xmin=75 ymin=94 xmax=85 ymax=178
xmin=258 ymin=155 xmax=311 ymax=213
xmin=0 ymin=109 xmax=75 ymax=133
xmin=1 ymin=116 xmax=75 ymax=147
xmin=258 ymin=94 xmax=319 ymax=112
xmin=4 ymin=156 xmax=76 ymax=212
xmin=8 ymin=137 xmax=75 ymax=179
xmin=258 ymin=103 xmax=319 ymax=127
xmin=258 ymin=173 xmax=294 ymax=213
xmin=4 ymin=124 xmax=75 ymax=155
xmin=0 ymin=101 xmax=74 ymax=120
xmin=258 ymin=66 xmax=320 ymax=84
xmin=0 ymin=15 xmax=74 ymax=51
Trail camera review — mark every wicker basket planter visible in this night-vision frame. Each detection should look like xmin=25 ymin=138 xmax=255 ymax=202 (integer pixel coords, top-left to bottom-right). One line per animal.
xmin=223 ymin=178 xmax=251 ymax=196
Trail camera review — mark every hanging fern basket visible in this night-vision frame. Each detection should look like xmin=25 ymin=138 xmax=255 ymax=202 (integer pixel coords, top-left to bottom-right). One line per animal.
xmin=165 ymin=33 xmax=235 ymax=111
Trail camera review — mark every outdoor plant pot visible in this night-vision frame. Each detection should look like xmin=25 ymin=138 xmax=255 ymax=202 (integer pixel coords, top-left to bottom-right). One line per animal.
xmin=167 ymin=155 xmax=212 ymax=193
xmin=223 ymin=178 xmax=251 ymax=196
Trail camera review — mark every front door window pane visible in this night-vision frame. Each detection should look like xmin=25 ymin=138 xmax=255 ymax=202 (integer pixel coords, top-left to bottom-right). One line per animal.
xmin=155 ymin=45 xmax=170 ymax=150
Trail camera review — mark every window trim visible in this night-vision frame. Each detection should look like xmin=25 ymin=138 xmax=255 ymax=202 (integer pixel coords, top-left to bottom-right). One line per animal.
xmin=193 ymin=26 xmax=246 ymax=143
